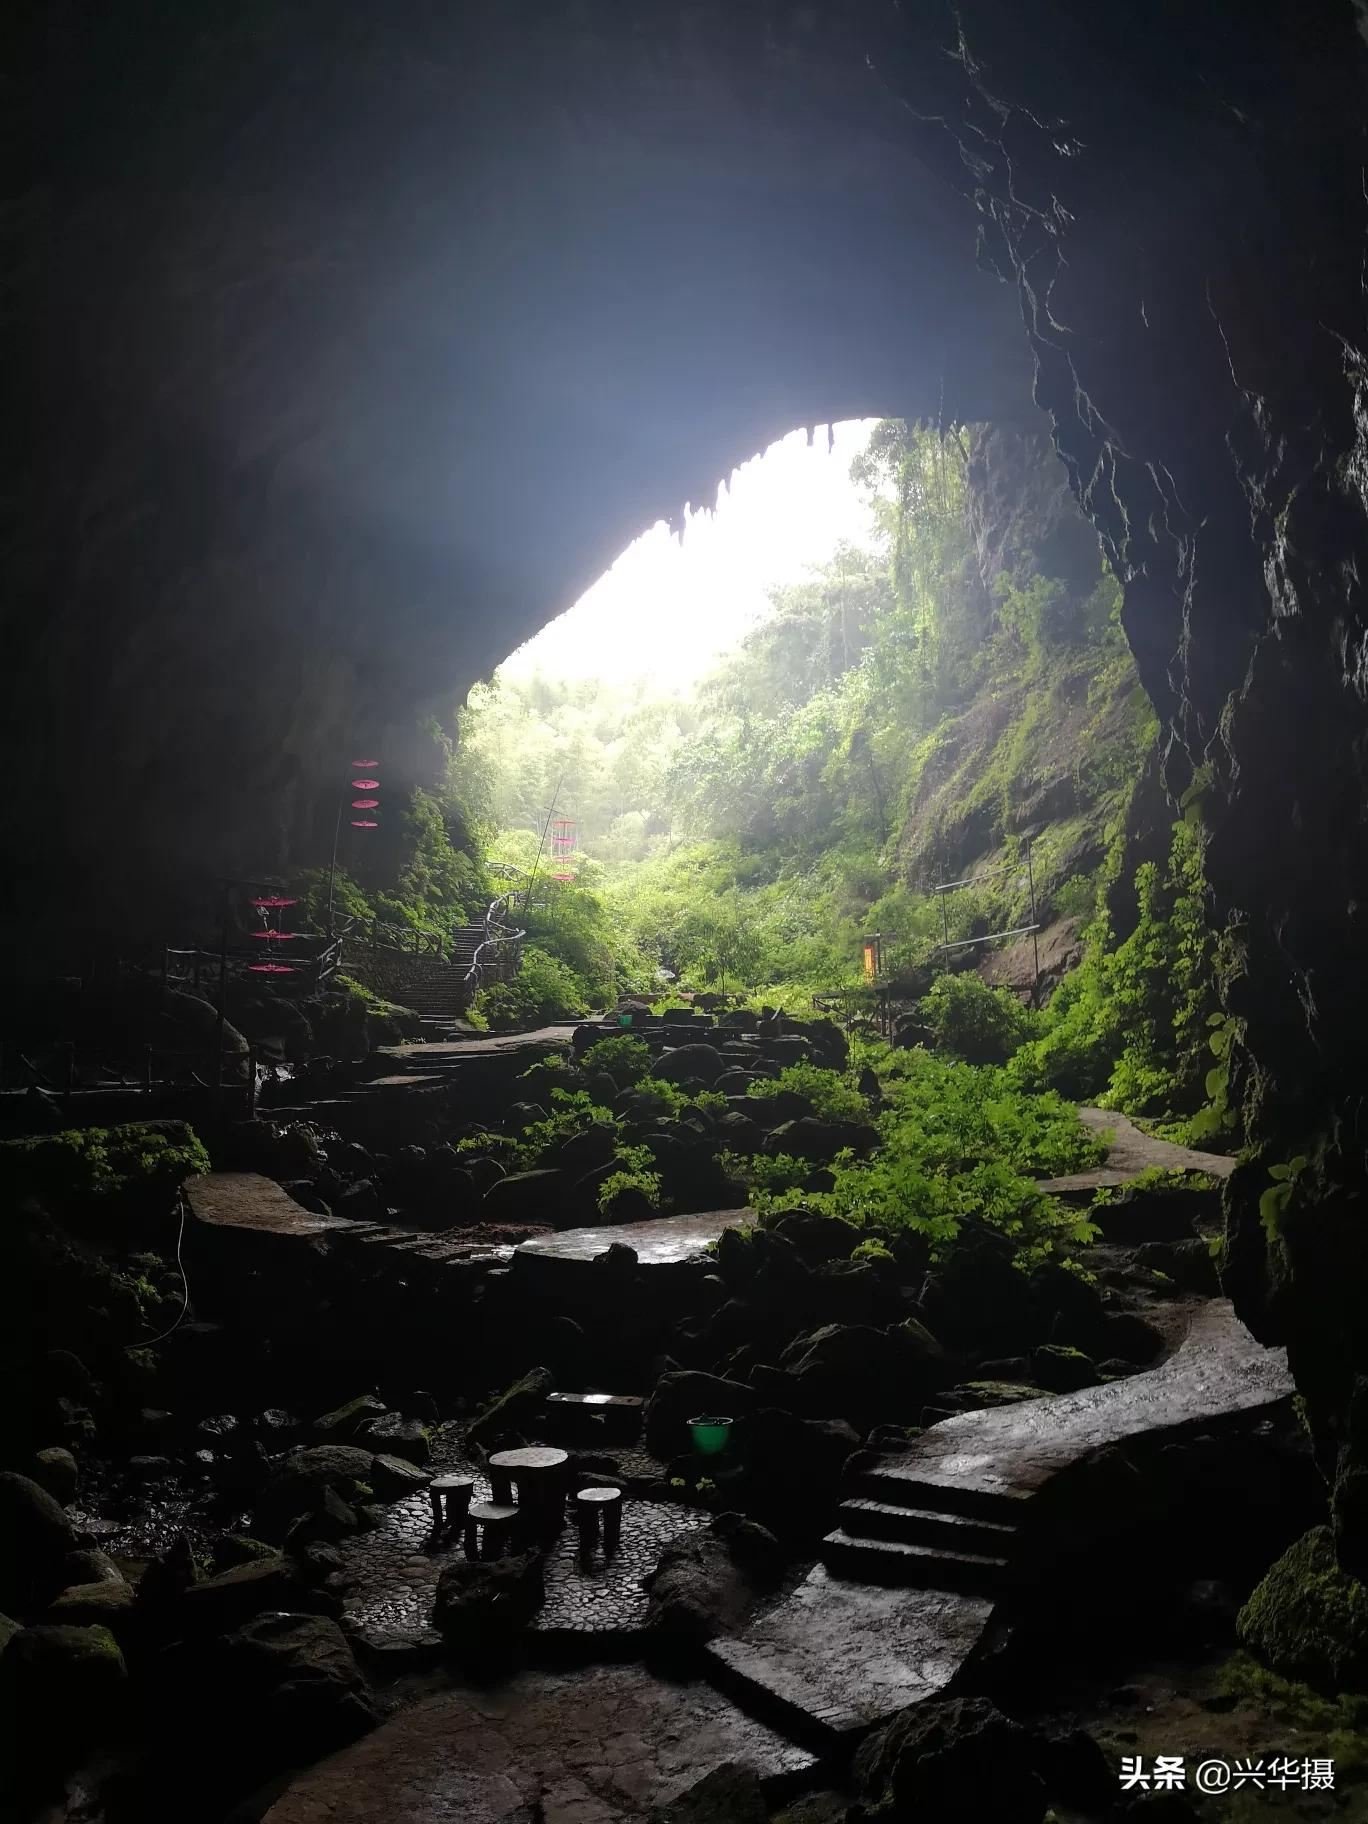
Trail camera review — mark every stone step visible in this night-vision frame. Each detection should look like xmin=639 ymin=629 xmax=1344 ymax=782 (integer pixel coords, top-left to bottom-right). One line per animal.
xmin=820 ymin=1529 xmax=1011 ymax=1591
xmin=854 ymin=1465 xmax=1030 ymax=1525
xmin=703 ymin=1636 xmax=851 ymax=1753
xmin=836 ymin=1497 xmax=1018 ymax=1557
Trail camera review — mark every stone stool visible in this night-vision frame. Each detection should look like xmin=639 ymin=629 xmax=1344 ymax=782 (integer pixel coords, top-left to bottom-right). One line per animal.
xmin=575 ymin=1486 xmax=624 ymax=1557
xmin=429 ymin=1473 xmax=476 ymax=1532
xmin=463 ymin=1499 xmax=520 ymax=1561
xmin=487 ymin=1446 xmax=569 ymax=1540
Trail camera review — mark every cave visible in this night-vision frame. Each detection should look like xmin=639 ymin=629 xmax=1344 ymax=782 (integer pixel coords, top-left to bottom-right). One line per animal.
xmin=5 ymin=3 xmax=1368 ymax=1819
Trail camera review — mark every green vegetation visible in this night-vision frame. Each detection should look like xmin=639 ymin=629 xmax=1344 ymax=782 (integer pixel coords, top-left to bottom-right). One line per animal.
xmin=0 ymin=1122 xmax=210 ymax=1221
xmin=746 ymin=1061 xmax=870 ymax=1123
xmin=918 ymin=973 xmax=1036 ymax=1066
xmin=745 ymin=1048 xmax=1104 ymax=1269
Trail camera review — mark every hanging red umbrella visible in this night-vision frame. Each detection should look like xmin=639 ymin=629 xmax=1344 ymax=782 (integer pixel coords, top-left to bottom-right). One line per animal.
xmin=250 ymin=895 xmax=297 ymax=909
xmin=249 ymin=962 xmax=296 ymax=975
xmin=351 ymin=798 xmax=379 ymax=809
xmin=351 ymin=778 xmax=380 ymax=790
xmin=250 ymin=930 xmax=297 ymax=940
xmin=350 ymin=819 xmax=379 ymax=828
xmin=351 ymin=760 xmax=379 ymax=768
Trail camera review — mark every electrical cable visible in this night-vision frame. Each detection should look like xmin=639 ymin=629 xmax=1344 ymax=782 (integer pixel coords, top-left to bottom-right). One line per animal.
xmin=141 ymin=1188 xmax=192 ymax=1347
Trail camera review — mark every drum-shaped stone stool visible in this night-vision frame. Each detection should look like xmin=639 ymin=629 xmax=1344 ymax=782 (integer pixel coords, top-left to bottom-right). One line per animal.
xmin=575 ymin=1485 xmax=624 ymax=1557
xmin=463 ymin=1499 xmax=520 ymax=1561
xmin=487 ymin=1446 xmax=569 ymax=1539
xmin=429 ymin=1473 xmax=476 ymax=1532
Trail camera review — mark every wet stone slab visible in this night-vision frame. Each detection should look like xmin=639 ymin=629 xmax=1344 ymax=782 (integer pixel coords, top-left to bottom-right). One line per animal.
xmin=185 ymin=1172 xmax=355 ymax=1237
xmin=340 ymin=1440 xmax=705 ymax=1650
xmin=264 ymin=1662 xmax=816 ymax=1824
xmin=514 ymin=1208 xmax=753 ymax=1270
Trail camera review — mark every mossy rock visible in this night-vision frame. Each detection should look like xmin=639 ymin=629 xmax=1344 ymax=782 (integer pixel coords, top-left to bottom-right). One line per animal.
xmin=1237 ymin=1526 xmax=1368 ymax=1690
xmin=1031 ymin=1345 xmax=1100 ymax=1393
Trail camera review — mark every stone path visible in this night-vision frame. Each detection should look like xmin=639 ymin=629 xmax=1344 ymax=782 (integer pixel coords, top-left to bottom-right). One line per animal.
xmin=186 ymin=1177 xmax=756 ymax=1294
xmin=1037 ymin=1106 xmax=1236 ymax=1195
xmin=707 ymin=1301 xmax=1291 ymax=1747
xmin=376 ymin=1024 xmax=578 ymax=1063
xmin=262 ymin=1663 xmax=816 ymax=1824
xmin=341 ymin=1437 xmax=704 ymax=1653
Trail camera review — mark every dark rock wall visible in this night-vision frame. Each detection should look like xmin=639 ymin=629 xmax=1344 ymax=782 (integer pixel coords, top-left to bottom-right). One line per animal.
xmin=869 ymin=0 xmax=1368 ymax=1557
xmin=5 ymin=1 xmax=1029 ymax=951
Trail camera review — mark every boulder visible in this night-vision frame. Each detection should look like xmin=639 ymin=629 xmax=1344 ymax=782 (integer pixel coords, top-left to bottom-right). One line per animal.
xmin=0 ymin=1624 xmax=128 ymax=1776
xmin=644 ymin=1526 xmax=769 ymax=1642
xmin=647 ymin=1763 xmax=767 ymax=1824
xmin=777 ymin=1321 xmax=947 ymax=1425
xmin=180 ymin=1554 xmax=332 ymax=1633
xmin=653 ymin=1044 xmax=727 ymax=1087
xmin=210 ymin=1536 xmax=279 ymax=1573
xmin=313 ymin=1393 xmax=388 ymax=1440
xmin=1092 ymin=1181 xmax=1218 ymax=1245
xmin=714 ymin=1110 xmax=765 ymax=1154
xmin=432 ymin=1550 xmax=545 ymax=1646
xmin=550 ymin=1123 xmax=618 ymax=1175
xmin=207 ymin=1612 xmax=375 ymax=1764
xmin=1098 ymin=1312 xmax=1165 ymax=1365
xmin=772 ymin=1209 xmax=862 ymax=1262
xmin=29 ymin=1447 xmax=78 ymax=1506
xmin=764 ymin=1117 xmax=879 ymax=1162
xmin=744 ymin=1410 xmax=861 ymax=1530
xmin=853 ymin=1695 xmax=1047 ymax=1824
xmin=369 ymin=1453 xmax=433 ymax=1499
xmin=358 ymin=1413 xmax=430 ymax=1464
xmin=1237 ymin=1525 xmax=1368 ymax=1689
xmin=468 ymin=1367 xmax=554 ymax=1453
xmin=44 ymin=1581 xmax=135 ymax=1629
xmin=1030 ymin=1345 xmax=1100 ymax=1393
xmin=482 ymin=1169 xmax=566 ymax=1220
xmin=0 ymin=1472 xmax=76 ymax=1612
xmin=644 ymin=1371 xmax=756 ymax=1457
xmin=252 ymin=1445 xmax=376 ymax=1541
xmin=62 ymin=1549 xmax=125 ymax=1586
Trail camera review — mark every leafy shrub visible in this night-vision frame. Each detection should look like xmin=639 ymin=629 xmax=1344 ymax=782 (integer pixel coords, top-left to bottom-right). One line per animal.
xmin=748 ymin=1050 xmax=1103 ymax=1270
xmin=473 ymin=944 xmax=590 ymax=1029
xmin=747 ymin=1061 xmax=870 ymax=1123
xmin=919 ymin=972 xmax=1036 ymax=1065
xmin=722 ymin=1150 xmax=810 ymax=1194
xmin=635 ymin=1076 xmax=692 ymax=1114
xmin=581 ymin=1034 xmax=653 ymax=1083
xmin=596 ymin=1141 xmax=664 ymax=1215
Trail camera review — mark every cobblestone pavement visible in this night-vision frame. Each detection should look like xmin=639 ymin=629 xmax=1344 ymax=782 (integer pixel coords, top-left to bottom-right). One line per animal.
xmin=264 ymin=1663 xmax=816 ymax=1824
xmin=340 ymin=1435 xmax=705 ymax=1649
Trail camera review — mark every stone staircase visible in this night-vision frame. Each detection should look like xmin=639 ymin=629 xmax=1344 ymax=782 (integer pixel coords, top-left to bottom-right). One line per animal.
xmin=822 ymin=1466 xmax=1026 ymax=1591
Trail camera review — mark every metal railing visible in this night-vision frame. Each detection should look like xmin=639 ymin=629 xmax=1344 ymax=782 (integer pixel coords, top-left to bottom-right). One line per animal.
xmin=164 ymin=937 xmax=342 ymax=993
xmin=2 ymin=1039 xmax=265 ymax=1115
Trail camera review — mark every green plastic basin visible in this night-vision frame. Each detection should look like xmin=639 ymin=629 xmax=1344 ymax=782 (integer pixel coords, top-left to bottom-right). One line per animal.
xmin=688 ymin=1415 xmax=733 ymax=1456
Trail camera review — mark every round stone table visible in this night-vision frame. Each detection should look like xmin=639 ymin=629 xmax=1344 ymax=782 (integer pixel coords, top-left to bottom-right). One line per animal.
xmin=487 ymin=1445 xmax=570 ymax=1538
